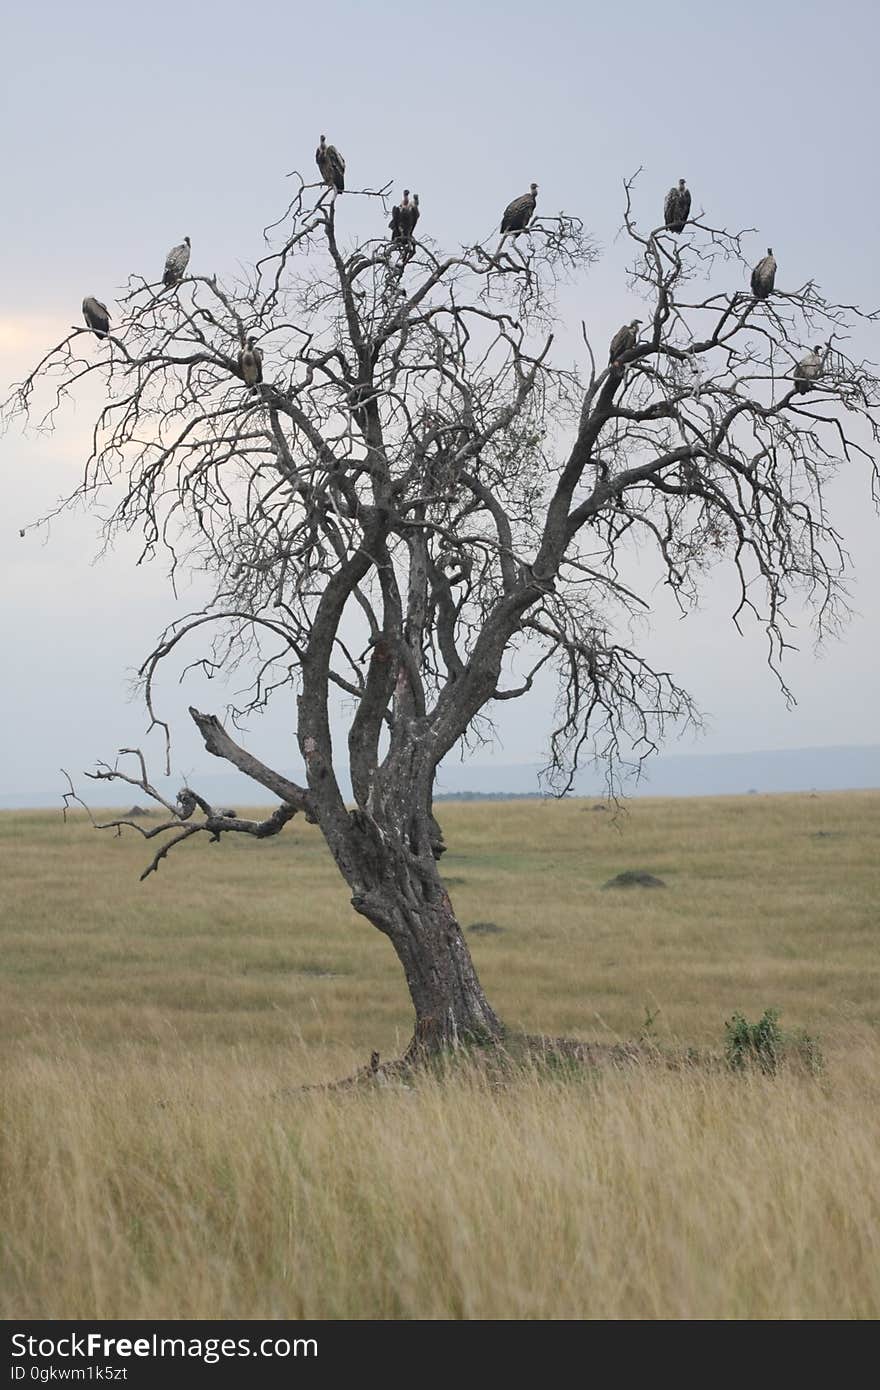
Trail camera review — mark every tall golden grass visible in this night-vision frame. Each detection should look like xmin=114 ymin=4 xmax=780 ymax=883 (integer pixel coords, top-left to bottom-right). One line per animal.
xmin=2 ymin=792 xmax=879 ymax=1318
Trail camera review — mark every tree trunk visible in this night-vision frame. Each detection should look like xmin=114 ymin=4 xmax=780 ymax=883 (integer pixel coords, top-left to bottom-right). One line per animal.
xmin=389 ymin=893 xmax=504 ymax=1056
xmin=345 ymin=836 xmax=504 ymax=1055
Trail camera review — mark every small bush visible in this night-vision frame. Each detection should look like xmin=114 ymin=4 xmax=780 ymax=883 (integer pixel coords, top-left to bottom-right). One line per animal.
xmin=724 ymin=1008 xmax=823 ymax=1075
xmin=725 ymin=1009 xmax=782 ymax=1073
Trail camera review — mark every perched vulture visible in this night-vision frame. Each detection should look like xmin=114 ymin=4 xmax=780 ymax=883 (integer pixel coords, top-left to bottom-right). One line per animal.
xmin=163 ymin=236 xmax=191 ymax=287
xmin=82 ymin=296 xmax=111 ymax=337
xmin=390 ymin=189 xmax=420 ymax=242
xmin=501 ymin=183 xmax=538 ymax=234
xmin=664 ymin=178 xmax=691 ymax=234
xmin=750 ymin=247 xmax=777 ymax=300
xmin=238 ymin=336 xmax=264 ymax=389
xmin=793 ymin=346 xmax=823 ymax=394
xmin=316 ymin=135 xmax=345 ymax=193
xmin=609 ymin=319 xmax=643 ymax=365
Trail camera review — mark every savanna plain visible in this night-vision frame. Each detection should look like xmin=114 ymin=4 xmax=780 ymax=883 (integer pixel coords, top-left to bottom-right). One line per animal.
xmin=1 ymin=791 xmax=878 ymax=1319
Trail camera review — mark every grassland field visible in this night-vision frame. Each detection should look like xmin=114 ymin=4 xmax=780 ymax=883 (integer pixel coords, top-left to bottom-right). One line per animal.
xmin=1 ymin=791 xmax=878 ymax=1318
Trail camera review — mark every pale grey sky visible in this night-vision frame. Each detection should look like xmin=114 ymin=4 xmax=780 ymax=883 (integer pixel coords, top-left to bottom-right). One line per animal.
xmin=2 ymin=0 xmax=879 ymax=803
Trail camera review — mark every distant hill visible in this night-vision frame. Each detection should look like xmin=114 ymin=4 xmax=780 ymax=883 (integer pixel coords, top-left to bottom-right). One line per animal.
xmin=3 ymin=743 xmax=879 ymax=810
xmin=434 ymin=745 xmax=880 ymax=799
xmin=434 ymin=790 xmax=544 ymax=801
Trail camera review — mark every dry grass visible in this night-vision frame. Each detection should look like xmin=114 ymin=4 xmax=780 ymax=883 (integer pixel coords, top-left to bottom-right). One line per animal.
xmin=1 ymin=791 xmax=879 ymax=1318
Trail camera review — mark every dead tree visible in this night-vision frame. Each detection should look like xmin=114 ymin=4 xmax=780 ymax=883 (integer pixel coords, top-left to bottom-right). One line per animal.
xmin=5 ymin=168 xmax=879 ymax=1056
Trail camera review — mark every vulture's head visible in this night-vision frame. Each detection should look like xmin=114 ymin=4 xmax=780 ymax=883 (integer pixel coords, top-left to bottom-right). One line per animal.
xmin=530 ymin=182 xmax=538 ymax=196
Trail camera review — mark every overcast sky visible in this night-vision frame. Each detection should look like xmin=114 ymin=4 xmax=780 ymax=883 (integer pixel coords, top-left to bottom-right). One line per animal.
xmin=2 ymin=0 xmax=879 ymax=804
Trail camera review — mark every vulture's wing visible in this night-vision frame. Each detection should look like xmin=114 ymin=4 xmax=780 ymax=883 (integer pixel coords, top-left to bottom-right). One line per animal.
xmin=501 ymin=192 xmax=532 ymax=231
xmin=327 ymin=145 xmax=345 ymax=188
xmin=609 ymin=325 xmax=627 ymax=360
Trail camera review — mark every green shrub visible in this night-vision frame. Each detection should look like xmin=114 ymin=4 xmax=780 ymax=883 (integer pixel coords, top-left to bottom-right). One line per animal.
xmin=725 ymin=1009 xmax=782 ymax=1073
xmin=724 ymin=1009 xmax=822 ymax=1075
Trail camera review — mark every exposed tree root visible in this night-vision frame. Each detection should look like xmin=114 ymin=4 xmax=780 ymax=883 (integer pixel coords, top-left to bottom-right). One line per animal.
xmin=300 ymin=1031 xmax=720 ymax=1093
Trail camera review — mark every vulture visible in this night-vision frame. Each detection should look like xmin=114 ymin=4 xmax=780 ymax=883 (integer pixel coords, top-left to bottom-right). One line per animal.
xmin=238 ymin=337 xmax=263 ymax=389
xmin=793 ymin=346 xmax=824 ymax=394
xmin=609 ymin=319 xmax=643 ymax=366
xmin=501 ymin=183 xmax=538 ymax=234
xmin=664 ymin=178 xmax=691 ymax=234
xmin=163 ymin=236 xmax=191 ymax=287
xmin=316 ymin=135 xmax=345 ymax=193
xmin=390 ymin=189 xmax=420 ymax=242
xmin=82 ymin=296 xmax=111 ymax=337
xmin=750 ymin=247 xmax=777 ymax=300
